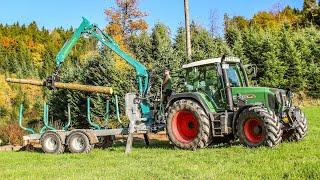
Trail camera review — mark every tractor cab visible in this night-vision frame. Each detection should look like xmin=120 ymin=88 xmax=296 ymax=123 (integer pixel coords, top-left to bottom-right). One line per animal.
xmin=165 ymin=56 xmax=306 ymax=150
xmin=181 ymin=57 xmax=288 ymax=114
xmin=182 ymin=57 xmax=250 ymax=111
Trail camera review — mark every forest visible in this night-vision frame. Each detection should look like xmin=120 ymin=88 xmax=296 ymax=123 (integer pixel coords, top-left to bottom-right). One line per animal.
xmin=0 ymin=0 xmax=319 ymax=145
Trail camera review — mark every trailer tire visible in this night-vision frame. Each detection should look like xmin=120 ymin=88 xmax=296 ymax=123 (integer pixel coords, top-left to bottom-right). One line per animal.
xmin=237 ymin=106 xmax=282 ymax=147
xmin=288 ymin=108 xmax=308 ymax=141
xmin=67 ymin=131 xmax=92 ymax=153
xmin=166 ymin=99 xmax=212 ymax=150
xmin=41 ymin=132 xmax=65 ymax=154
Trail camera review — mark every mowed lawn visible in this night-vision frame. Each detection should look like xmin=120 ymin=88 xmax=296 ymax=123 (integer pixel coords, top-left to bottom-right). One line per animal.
xmin=0 ymin=107 xmax=319 ymax=179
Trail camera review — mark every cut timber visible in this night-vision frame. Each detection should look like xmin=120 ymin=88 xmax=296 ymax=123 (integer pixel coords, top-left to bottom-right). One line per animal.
xmin=6 ymin=78 xmax=113 ymax=94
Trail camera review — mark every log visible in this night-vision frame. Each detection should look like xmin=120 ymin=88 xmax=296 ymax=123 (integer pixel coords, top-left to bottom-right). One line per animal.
xmin=6 ymin=78 xmax=113 ymax=94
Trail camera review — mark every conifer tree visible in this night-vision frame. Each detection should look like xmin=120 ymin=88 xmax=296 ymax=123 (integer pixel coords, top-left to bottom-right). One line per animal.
xmin=279 ymin=27 xmax=306 ymax=91
xmin=150 ymin=23 xmax=178 ymax=92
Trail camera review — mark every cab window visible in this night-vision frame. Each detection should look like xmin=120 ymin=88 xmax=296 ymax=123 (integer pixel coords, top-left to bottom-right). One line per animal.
xmin=227 ymin=65 xmax=243 ymax=87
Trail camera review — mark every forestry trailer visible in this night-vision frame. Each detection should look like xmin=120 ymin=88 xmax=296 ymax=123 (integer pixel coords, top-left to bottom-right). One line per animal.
xmin=8 ymin=18 xmax=307 ymax=153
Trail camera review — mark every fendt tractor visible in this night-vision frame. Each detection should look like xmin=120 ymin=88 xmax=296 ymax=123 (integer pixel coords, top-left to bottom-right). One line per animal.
xmin=7 ymin=18 xmax=307 ymax=154
xmin=166 ymin=56 xmax=307 ymax=149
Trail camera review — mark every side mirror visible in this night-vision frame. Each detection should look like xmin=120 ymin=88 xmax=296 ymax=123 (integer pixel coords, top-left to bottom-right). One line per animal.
xmin=244 ymin=64 xmax=258 ymax=77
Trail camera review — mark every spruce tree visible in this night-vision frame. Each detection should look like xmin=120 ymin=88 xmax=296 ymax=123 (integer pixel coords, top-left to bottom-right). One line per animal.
xmin=150 ymin=23 xmax=178 ymax=92
xmin=259 ymin=31 xmax=287 ymax=88
xmin=279 ymin=27 xmax=306 ymax=91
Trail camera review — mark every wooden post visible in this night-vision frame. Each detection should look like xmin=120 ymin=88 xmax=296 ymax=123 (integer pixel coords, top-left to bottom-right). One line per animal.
xmin=184 ymin=0 xmax=192 ymax=62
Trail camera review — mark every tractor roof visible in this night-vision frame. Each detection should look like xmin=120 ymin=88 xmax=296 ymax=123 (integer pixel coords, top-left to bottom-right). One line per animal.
xmin=182 ymin=57 xmax=241 ymax=69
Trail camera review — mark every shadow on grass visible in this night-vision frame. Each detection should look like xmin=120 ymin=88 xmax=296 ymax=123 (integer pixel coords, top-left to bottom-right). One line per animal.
xmin=111 ymin=136 xmax=172 ymax=150
xmin=18 ymin=134 xmax=239 ymax=154
xmin=111 ymin=136 xmax=240 ymax=151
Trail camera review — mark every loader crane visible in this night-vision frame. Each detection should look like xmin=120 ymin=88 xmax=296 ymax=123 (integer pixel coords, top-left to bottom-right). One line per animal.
xmin=48 ymin=17 xmax=153 ymax=124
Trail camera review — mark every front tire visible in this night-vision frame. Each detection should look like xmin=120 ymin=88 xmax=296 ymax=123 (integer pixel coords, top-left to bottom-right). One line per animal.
xmin=166 ymin=99 xmax=212 ymax=150
xmin=237 ymin=106 xmax=282 ymax=147
xmin=288 ymin=108 xmax=308 ymax=141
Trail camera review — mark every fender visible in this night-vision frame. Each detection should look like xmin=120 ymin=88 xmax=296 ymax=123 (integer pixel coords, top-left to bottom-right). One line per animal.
xmin=166 ymin=92 xmax=213 ymax=117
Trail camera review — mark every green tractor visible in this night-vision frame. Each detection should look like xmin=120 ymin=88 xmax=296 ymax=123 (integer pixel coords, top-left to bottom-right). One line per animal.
xmin=165 ymin=56 xmax=307 ymax=149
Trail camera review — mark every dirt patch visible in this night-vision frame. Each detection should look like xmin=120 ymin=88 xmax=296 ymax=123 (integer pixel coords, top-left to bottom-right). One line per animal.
xmin=145 ymin=131 xmax=168 ymax=141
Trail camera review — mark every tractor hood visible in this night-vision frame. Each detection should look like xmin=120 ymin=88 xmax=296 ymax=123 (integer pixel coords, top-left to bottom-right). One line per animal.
xmin=231 ymin=87 xmax=292 ymax=112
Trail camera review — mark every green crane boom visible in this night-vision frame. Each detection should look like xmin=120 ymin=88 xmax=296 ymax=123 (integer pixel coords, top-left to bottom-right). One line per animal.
xmin=55 ymin=17 xmax=149 ymax=96
xmin=52 ymin=17 xmax=152 ymax=123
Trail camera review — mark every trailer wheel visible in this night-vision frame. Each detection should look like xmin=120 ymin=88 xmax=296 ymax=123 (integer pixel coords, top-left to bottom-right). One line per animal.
xmin=41 ymin=132 xmax=65 ymax=154
xmin=67 ymin=132 xmax=92 ymax=153
xmin=237 ymin=106 xmax=282 ymax=147
xmin=288 ymin=108 xmax=308 ymax=141
xmin=166 ymin=99 xmax=212 ymax=150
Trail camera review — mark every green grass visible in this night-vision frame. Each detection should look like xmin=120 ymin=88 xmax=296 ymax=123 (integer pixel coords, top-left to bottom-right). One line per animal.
xmin=0 ymin=107 xmax=319 ymax=179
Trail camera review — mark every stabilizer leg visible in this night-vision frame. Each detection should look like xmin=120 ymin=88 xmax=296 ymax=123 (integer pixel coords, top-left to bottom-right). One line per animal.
xmin=125 ymin=115 xmax=136 ymax=154
xmin=125 ymin=133 xmax=134 ymax=154
xmin=125 ymin=93 xmax=139 ymax=154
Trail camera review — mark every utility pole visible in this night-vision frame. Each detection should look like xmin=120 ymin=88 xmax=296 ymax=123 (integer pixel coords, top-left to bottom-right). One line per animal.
xmin=184 ymin=0 xmax=192 ymax=62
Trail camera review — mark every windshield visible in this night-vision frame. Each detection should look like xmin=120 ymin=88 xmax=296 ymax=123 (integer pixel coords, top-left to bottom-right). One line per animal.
xmin=227 ymin=65 xmax=241 ymax=87
xmin=185 ymin=63 xmax=247 ymax=90
xmin=227 ymin=64 xmax=246 ymax=87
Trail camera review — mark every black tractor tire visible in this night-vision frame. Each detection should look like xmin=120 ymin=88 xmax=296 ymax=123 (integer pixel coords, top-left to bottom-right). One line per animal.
xmin=236 ymin=106 xmax=282 ymax=148
xmin=166 ymin=99 xmax=212 ymax=150
xmin=288 ymin=108 xmax=308 ymax=141
xmin=41 ymin=131 xmax=65 ymax=154
xmin=67 ymin=131 xmax=92 ymax=153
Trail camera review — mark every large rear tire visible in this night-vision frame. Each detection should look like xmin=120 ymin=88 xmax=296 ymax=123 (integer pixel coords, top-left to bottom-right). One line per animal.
xmin=236 ymin=106 xmax=282 ymax=147
xmin=288 ymin=108 xmax=308 ymax=141
xmin=166 ymin=99 xmax=212 ymax=150
xmin=41 ymin=131 xmax=65 ymax=154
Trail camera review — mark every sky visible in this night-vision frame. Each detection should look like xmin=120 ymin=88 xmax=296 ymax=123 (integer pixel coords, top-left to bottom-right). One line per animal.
xmin=0 ymin=0 xmax=303 ymax=35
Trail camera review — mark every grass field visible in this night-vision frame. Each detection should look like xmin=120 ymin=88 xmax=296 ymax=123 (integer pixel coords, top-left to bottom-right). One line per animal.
xmin=0 ymin=107 xmax=319 ymax=179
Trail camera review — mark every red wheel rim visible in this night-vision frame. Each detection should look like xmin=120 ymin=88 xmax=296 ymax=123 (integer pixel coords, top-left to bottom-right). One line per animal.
xmin=172 ymin=111 xmax=199 ymax=143
xmin=243 ymin=118 xmax=265 ymax=143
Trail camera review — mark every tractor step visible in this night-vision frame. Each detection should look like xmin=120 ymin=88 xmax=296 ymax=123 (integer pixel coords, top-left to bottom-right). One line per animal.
xmin=211 ymin=111 xmax=233 ymax=137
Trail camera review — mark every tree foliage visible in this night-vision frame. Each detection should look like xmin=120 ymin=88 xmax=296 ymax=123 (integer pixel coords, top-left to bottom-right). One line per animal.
xmin=105 ymin=0 xmax=148 ymax=38
xmin=225 ymin=0 xmax=320 ymax=96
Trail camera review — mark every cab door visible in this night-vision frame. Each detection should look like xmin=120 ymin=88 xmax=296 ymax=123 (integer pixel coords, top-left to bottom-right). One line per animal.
xmin=200 ymin=64 xmax=226 ymax=111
